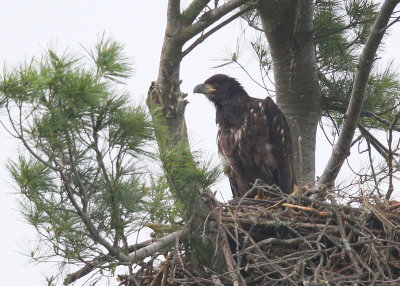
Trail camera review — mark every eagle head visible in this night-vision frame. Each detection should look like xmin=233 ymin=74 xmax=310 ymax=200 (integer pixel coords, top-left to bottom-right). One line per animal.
xmin=193 ymin=74 xmax=248 ymax=103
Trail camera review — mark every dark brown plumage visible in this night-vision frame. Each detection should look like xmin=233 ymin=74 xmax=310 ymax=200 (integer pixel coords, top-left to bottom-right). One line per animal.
xmin=193 ymin=74 xmax=296 ymax=197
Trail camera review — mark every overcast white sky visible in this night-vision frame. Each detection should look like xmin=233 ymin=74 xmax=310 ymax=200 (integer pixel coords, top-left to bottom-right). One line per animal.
xmin=0 ymin=1 xmax=399 ymax=285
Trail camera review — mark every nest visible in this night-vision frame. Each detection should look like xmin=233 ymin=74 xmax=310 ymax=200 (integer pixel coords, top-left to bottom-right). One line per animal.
xmin=119 ymin=188 xmax=400 ymax=286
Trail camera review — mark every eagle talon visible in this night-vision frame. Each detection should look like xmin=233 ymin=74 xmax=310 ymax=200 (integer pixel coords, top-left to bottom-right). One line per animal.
xmin=254 ymin=193 xmax=269 ymax=200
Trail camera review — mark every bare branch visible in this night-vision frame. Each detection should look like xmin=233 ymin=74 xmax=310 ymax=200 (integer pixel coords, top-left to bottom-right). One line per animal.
xmin=64 ymin=242 xmax=150 ymax=285
xmin=128 ymin=229 xmax=187 ymax=263
xmin=181 ymin=0 xmax=253 ymax=41
xmin=386 ymin=112 xmax=400 ymax=200
xmin=182 ymin=3 xmax=256 ymax=57
xmin=182 ymin=0 xmax=211 ymax=24
xmin=318 ymin=0 xmax=400 ymax=187
xmin=358 ymin=124 xmax=393 ymax=159
xmin=64 ymin=230 xmax=186 ymax=285
xmin=322 ymin=99 xmax=400 ymax=131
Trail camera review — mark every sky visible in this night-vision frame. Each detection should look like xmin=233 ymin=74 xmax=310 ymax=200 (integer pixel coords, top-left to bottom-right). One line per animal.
xmin=0 ymin=1 xmax=399 ymax=285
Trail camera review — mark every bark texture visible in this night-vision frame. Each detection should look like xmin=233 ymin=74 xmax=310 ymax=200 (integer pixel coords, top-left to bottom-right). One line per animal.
xmin=257 ymin=0 xmax=321 ymax=185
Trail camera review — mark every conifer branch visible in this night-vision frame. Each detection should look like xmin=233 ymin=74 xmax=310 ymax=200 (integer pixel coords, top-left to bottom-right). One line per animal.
xmin=319 ymin=0 xmax=400 ymax=187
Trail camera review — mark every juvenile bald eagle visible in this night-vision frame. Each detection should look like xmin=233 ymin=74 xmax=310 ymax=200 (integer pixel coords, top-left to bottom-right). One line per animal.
xmin=193 ymin=74 xmax=296 ymax=198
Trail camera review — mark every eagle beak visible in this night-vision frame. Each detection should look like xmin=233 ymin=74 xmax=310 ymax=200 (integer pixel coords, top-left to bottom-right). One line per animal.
xmin=193 ymin=83 xmax=216 ymax=94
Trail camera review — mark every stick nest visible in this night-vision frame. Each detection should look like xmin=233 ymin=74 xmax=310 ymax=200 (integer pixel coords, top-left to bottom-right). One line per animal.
xmin=119 ymin=189 xmax=400 ymax=285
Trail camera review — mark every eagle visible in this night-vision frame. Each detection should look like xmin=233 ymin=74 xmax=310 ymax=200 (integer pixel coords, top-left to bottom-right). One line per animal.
xmin=193 ymin=74 xmax=296 ymax=198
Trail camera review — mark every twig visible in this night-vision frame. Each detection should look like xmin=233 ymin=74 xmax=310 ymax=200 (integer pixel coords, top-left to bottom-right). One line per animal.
xmin=336 ymin=212 xmax=363 ymax=274
xmin=386 ymin=113 xmax=400 ymax=200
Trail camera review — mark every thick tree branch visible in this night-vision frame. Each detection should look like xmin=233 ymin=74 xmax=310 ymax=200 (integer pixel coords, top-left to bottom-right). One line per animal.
xmin=182 ymin=3 xmax=256 ymax=57
xmin=318 ymin=0 xmax=400 ymax=187
xmin=183 ymin=0 xmax=211 ymax=24
xmin=64 ymin=229 xmax=186 ymax=285
xmin=64 ymin=241 xmax=150 ymax=285
xmin=128 ymin=229 xmax=186 ymax=263
xmin=181 ymin=0 xmax=253 ymax=41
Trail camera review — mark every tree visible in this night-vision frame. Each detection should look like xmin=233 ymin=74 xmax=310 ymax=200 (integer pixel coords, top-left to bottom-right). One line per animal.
xmin=0 ymin=37 xmax=219 ymax=284
xmin=146 ymin=0 xmax=400 ymax=283
xmin=148 ymin=0 xmax=399 ymax=200
xmin=1 ymin=0 xmax=400 ymax=285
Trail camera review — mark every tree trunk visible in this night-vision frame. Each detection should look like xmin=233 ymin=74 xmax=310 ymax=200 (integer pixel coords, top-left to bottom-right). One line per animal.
xmin=257 ymin=0 xmax=321 ymax=185
xmin=147 ymin=11 xmax=223 ymax=272
xmin=148 ymin=46 xmax=228 ymax=277
xmin=146 ymin=1 xmax=253 ymax=278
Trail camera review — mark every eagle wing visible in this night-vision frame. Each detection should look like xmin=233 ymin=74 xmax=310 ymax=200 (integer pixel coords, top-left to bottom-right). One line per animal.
xmin=216 ymin=97 xmax=296 ymax=198
xmin=263 ymin=97 xmax=296 ymax=194
xmin=217 ymin=127 xmax=252 ymax=198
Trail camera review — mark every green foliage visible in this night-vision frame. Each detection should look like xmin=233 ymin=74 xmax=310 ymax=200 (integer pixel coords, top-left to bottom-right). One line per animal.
xmin=88 ymin=33 xmax=133 ymax=81
xmin=1 ymin=40 xmax=153 ymax=262
xmin=109 ymin=106 xmax=154 ymax=154
xmin=147 ymin=105 xmax=222 ymax=219
xmin=155 ymin=125 xmax=222 ymax=217
xmin=314 ymin=0 xmax=375 ymax=74
xmin=146 ymin=176 xmax=180 ymax=226
xmin=314 ymin=0 xmax=399 ymax=130
xmin=0 ymin=36 xmax=221 ymax=282
xmin=315 ymin=0 xmax=366 ymax=76
xmin=362 ymin=63 xmax=400 ymax=128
